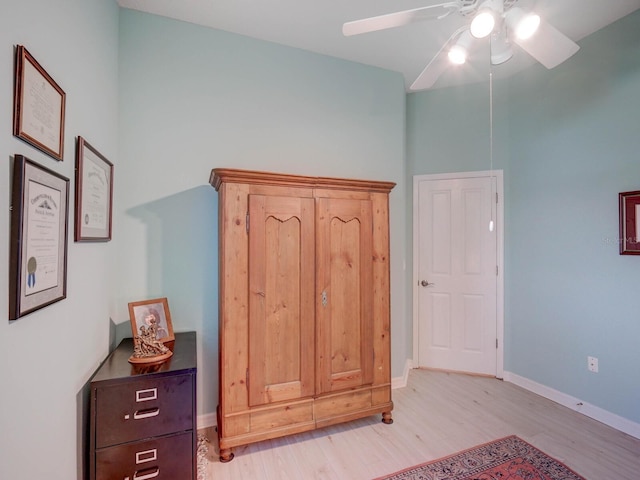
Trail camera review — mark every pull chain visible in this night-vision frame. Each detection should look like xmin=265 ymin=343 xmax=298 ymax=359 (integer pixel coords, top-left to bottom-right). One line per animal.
xmin=489 ymin=64 xmax=495 ymax=232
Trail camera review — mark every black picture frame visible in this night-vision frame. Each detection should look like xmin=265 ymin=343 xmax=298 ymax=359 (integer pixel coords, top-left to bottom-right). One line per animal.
xmin=13 ymin=45 xmax=66 ymax=161
xmin=9 ymin=155 xmax=70 ymax=320
xmin=75 ymin=136 xmax=114 ymax=241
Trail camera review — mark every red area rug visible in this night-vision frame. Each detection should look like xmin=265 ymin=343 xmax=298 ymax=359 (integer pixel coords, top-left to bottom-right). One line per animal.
xmin=375 ymin=435 xmax=586 ymax=480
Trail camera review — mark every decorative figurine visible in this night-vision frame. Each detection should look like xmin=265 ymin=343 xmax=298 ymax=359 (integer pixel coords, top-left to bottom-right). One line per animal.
xmin=128 ymin=322 xmax=173 ymax=364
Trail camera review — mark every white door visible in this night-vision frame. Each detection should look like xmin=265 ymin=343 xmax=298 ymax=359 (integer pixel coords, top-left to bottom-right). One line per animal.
xmin=414 ymin=172 xmax=503 ymax=377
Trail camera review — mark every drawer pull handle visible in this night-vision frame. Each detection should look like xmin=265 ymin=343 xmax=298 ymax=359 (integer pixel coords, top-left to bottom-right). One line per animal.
xmin=135 ymin=448 xmax=157 ymax=464
xmin=133 ymin=407 xmax=160 ymax=420
xmin=136 ymin=388 xmax=158 ymax=402
xmin=133 ymin=467 xmax=159 ymax=480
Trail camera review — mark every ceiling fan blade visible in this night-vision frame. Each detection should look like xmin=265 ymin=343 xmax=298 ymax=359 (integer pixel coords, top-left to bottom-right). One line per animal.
xmin=410 ymin=27 xmax=468 ymax=91
xmin=410 ymin=50 xmax=450 ymax=90
xmin=513 ymin=19 xmax=579 ymax=69
xmin=343 ymin=2 xmax=459 ymax=37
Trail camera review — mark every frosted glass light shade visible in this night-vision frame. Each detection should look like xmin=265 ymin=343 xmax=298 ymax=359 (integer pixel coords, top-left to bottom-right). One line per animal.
xmin=506 ymin=8 xmax=541 ymax=40
xmin=515 ymin=13 xmax=540 ymax=39
xmin=448 ymin=45 xmax=468 ymax=64
xmin=448 ymin=29 xmax=474 ymax=65
xmin=470 ymin=10 xmax=495 ymax=38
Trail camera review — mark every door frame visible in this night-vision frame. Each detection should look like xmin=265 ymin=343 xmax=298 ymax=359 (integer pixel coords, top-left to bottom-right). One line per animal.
xmin=412 ymin=170 xmax=505 ymax=378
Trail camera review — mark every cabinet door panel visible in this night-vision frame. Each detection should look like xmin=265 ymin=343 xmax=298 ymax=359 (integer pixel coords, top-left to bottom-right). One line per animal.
xmin=316 ymin=197 xmax=374 ymax=393
xmin=248 ymin=194 xmax=315 ymax=406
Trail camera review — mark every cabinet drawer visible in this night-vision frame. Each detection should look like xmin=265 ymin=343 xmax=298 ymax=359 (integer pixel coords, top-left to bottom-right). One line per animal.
xmin=96 ymin=431 xmax=193 ymax=480
xmin=95 ymin=374 xmax=193 ymax=448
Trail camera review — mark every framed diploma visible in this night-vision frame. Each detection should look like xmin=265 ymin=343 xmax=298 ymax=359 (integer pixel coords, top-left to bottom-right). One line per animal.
xmin=619 ymin=190 xmax=640 ymax=255
xmin=9 ymin=155 xmax=69 ymax=320
xmin=13 ymin=45 xmax=66 ymax=161
xmin=75 ymin=137 xmax=114 ymax=241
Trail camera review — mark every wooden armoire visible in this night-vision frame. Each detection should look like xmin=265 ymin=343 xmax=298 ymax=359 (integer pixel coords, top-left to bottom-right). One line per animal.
xmin=210 ymin=168 xmax=395 ymax=461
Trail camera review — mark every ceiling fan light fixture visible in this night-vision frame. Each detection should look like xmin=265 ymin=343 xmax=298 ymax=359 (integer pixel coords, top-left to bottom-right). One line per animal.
xmin=491 ymin=38 xmax=513 ymax=64
xmin=448 ymin=29 xmax=474 ymax=65
xmin=490 ymin=26 xmax=513 ymax=65
xmin=470 ymin=9 xmax=495 ymax=38
xmin=516 ymin=13 xmax=540 ymax=39
xmin=491 ymin=46 xmax=513 ymax=64
xmin=448 ymin=45 xmax=468 ymax=64
xmin=506 ymin=8 xmax=541 ymax=40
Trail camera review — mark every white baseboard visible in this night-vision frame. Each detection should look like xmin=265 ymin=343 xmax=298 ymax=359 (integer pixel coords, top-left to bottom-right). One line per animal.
xmin=197 ymin=412 xmax=217 ymax=430
xmin=392 ymin=358 xmax=413 ymax=389
xmin=504 ymin=371 xmax=640 ymax=440
xmin=198 ymin=366 xmax=640 ymax=440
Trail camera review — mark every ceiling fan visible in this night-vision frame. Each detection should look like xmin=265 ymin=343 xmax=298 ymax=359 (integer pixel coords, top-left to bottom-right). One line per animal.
xmin=343 ymin=0 xmax=580 ymax=90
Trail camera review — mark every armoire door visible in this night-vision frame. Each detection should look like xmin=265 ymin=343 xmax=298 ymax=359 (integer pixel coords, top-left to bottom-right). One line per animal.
xmin=316 ymin=197 xmax=374 ymax=394
xmin=247 ymin=194 xmax=316 ymax=406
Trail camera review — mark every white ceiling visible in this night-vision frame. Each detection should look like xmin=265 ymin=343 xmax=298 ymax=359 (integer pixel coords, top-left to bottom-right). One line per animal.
xmin=116 ymin=0 xmax=640 ymax=91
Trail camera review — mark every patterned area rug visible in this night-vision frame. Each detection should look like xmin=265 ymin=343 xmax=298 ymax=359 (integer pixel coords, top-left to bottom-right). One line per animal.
xmin=375 ymin=435 xmax=586 ymax=480
xmin=196 ymin=433 xmax=210 ymax=480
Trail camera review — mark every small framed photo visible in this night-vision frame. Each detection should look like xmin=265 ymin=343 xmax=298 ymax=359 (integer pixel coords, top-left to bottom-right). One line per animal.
xmin=128 ymin=298 xmax=175 ymax=344
xmin=619 ymin=190 xmax=640 ymax=255
xmin=9 ymin=155 xmax=69 ymax=320
xmin=75 ymin=136 xmax=114 ymax=241
xmin=13 ymin=45 xmax=66 ymax=161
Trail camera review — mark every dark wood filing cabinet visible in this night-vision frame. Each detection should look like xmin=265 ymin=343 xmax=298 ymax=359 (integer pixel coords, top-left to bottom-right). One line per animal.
xmin=88 ymin=331 xmax=197 ymax=480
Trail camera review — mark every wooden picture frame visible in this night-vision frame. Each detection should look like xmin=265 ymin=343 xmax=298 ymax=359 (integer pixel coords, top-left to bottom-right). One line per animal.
xmin=75 ymin=137 xmax=114 ymax=241
xmin=128 ymin=298 xmax=175 ymax=344
xmin=9 ymin=155 xmax=69 ymax=320
xmin=619 ymin=190 xmax=640 ymax=255
xmin=13 ymin=45 xmax=66 ymax=161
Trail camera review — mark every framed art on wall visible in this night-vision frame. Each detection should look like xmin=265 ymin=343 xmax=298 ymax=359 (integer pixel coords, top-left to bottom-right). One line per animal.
xmin=619 ymin=190 xmax=640 ymax=255
xmin=13 ymin=45 xmax=66 ymax=161
xmin=128 ymin=297 xmax=175 ymax=344
xmin=9 ymin=155 xmax=70 ymax=320
xmin=75 ymin=136 xmax=114 ymax=241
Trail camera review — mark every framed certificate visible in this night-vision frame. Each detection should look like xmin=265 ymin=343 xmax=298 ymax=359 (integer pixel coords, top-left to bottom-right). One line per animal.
xmin=75 ymin=137 xmax=114 ymax=241
xmin=619 ymin=190 xmax=640 ymax=255
xmin=13 ymin=45 xmax=66 ymax=161
xmin=9 ymin=155 xmax=69 ymax=320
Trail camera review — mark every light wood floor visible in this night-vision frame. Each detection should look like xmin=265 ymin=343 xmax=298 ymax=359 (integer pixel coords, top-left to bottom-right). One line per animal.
xmin=199 ymin=369 xmax=640 ymax=479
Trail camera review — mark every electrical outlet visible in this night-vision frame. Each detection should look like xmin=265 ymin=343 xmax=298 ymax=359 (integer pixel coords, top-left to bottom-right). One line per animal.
xmin=588 ymin=356 xmax=599 ymax=373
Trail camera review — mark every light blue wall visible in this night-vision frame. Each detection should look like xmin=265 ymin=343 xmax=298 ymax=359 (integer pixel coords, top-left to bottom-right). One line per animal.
xmin=2 ymin=3 xmax=638 ymax=477
xmin=407 ymin=11 xmax=640 ymax=424
xmin=407 ymin=77 xmax=510 ymax=175
xmin=116 ymin=9 xmax=408 ymax=417
xmin=505 ymin=11 xmax=640 ymax=423
xmin=0 ymin=1 xmax=119 ymax=479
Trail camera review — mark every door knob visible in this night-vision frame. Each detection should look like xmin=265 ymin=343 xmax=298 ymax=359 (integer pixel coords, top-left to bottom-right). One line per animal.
xmin=420 ymin=280 xmax=435 ymax=287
